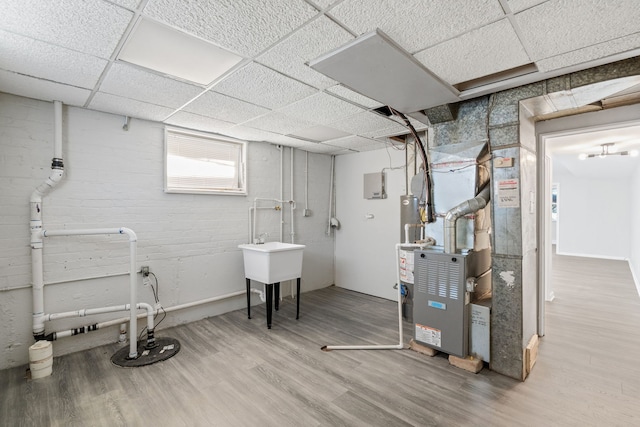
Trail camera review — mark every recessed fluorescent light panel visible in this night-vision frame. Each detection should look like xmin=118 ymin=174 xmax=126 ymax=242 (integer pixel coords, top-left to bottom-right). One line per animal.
xmin=309 ymin=29 xmax=460 ymax=114
xmin=118 ymin=18 xmax=243 ymax=85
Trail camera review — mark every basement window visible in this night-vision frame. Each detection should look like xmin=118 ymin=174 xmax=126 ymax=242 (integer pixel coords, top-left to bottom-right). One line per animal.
xmin=164 ymin=127 xmax=246 ymax=195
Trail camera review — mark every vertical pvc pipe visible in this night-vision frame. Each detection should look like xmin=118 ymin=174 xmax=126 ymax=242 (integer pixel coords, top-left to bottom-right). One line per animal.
xmin=280 ymin=146 xmax=284 ymax=242
xmin=125 ymin=231 xmax=138 ymax=359
xmin=31 ymin=100 xmax=64 ymax=339
xmin=53 ymin=101 xmax=62 ymax=159
xmin=327 ymin=156 xmax=335 ymax=235
xmin=290 ymin=147 xmax=295 ymax=244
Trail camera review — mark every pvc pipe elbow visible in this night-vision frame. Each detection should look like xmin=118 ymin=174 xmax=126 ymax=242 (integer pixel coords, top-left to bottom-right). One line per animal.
xmin=119 ymin=227 xmax=137 ymax=242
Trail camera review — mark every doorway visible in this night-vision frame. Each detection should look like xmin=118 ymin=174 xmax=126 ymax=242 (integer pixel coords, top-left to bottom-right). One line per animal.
xmin=536 ymin=102 xmax=640 ymax=336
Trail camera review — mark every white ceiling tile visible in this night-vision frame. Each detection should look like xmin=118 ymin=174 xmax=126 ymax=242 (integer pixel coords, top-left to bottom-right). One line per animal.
xmin=329 ymin=0 xmax=505 ymax=53
xmin=184 ymin=91 xmax=269 ymax=124
xmin=165 ymin=111 xmax=235 ymax=133
xmin=241 ymin=111 xmax=316 ymax=135
xmin=270 ymin=138 xmax=319 ymax=150
xmin=0 ymin=30 xmax=107 ymax=89
xmin=303 ymin=142 xmax=353 ymax=154
xmin=535 ymin=33 xmax=640 ymax=73
xmin=505 ymin=0 xmax=547 ymax=13
xmin=328 ymin=111 xmax=407 ymax=137
xmin=213 ymin=62 xmax=317 ymax=109
xmin=307 ymin=0 xmax=340 ymax=10
xmin=515 ymin=0 xmax=640 ymax=60
xmin=288 ymin=125 xmax=351 ymax=142
xmin=110 ymin=0 xmax=142 ymax=10
xmin=387 ymin=114 xmax=429 ymax=132
xmin=326 ymin=135 xmax=387 ymax=151
xmin=143 ymin=0 xmax=318 ymax=57
xmin=276 ymin=92 xmax=365 ymax=125
xmin=89 ymin=92 xmax=174 ymax=121
xmin=0 ymin=0 xmax=133 ymax=59
xmin=0 ymin=70 xmax=91 ymax=106
xmin=100 ymin=63 xmax=203 ymax=108
xmin=256 ymin=16 xmax=354 ymax=89
xmin=222 ymin=125 xmax=310 ymax=146
xmin=326 ymin=85 xmax=384 ymax=109
xmin=414 ymin=19 xmax=531 ymax=85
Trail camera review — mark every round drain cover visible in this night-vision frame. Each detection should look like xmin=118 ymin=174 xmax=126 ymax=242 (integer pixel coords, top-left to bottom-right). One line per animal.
xmin=111 ymin=337 xmax=180 ymax=368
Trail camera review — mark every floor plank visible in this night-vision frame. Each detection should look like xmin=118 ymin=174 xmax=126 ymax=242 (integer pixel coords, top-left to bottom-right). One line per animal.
xmin=2 ymin=253 xmax=640 ymax=426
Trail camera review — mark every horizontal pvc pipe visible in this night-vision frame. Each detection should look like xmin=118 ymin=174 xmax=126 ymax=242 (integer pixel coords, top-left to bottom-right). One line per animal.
xmin=95 ymin=290 xmax=247 ymax=330
xmin=46 ymin=304 xmax=129 ymax=321
xmin=322 ymin=344 xmax=403 ymax=350
xmin=47 ymin=302 xmax=155 ymax=341
xmin=322 ymin=243 xmax=409 ymax=351
xmin=42 ymin=227 xmax=137 ymax=242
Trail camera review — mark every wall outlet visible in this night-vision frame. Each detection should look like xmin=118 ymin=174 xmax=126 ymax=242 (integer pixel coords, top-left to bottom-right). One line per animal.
xmin=141 ymin=266 xmax=149 ymax=276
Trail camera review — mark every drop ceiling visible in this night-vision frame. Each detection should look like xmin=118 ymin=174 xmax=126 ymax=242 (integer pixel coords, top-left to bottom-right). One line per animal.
xmin=1 ymin=0 xmax=640 ymax=155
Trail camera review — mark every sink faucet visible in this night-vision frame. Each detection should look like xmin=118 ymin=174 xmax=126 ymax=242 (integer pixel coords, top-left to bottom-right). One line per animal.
xmin=255 ymin=233 xmax=269 ymax=244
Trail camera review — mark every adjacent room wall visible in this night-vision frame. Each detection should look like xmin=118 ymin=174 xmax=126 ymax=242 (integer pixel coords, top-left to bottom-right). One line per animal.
xmin=553 ymin=167 xmax=631 ymax=259
xmin=631 ymin=164 xmax=640 ymax=295
xmin=0 ymin=93 xmax=334 ymax=370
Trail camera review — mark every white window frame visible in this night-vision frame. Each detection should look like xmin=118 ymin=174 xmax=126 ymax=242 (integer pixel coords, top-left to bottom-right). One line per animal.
xmin=164 ymin=127 xmax=247 ymax=195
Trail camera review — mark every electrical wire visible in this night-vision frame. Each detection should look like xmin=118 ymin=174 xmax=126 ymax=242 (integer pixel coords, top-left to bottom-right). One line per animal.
xmin=389 ymin=107 xmax=436 ymax=223
xmin=138 ymin=272 xmax=166 ymax=342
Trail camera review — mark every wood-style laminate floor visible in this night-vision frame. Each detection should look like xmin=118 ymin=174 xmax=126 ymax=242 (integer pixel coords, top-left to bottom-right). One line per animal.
xmin=2 ymin=253 xmax=640 ymax=426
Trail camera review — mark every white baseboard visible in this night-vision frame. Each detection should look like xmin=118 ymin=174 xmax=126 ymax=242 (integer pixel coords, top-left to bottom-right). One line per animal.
xmin=555 ymin=251 xmax=627 ymax=261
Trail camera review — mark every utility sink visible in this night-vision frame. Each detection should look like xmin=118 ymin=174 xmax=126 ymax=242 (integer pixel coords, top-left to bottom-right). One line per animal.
xmin=238 ymin=242 xmax=305 ymax=284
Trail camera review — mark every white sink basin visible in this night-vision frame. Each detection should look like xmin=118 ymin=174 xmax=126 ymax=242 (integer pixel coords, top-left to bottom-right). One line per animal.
xmin=238 ymin=242 xmax=305 ymax=284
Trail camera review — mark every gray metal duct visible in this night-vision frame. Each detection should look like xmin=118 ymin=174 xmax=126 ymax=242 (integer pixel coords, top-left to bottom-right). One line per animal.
xmin=444 ymin=184 xmax=491 ymax=254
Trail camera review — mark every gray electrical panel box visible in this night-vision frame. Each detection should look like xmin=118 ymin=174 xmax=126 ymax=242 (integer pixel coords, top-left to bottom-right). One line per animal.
xmin=363 ymin=172 xmax=385 ymax=199
xmin=413 ymin=248 xmax=490 ymax=358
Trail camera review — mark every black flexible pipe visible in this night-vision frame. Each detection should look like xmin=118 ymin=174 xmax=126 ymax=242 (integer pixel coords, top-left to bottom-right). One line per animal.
xmin=389 ymin=108 xmax=435 ymax=223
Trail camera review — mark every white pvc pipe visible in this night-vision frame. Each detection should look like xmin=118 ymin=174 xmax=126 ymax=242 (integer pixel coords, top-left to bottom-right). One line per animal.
xmin=42 ymin=227 xmax=140 ymax=358
xmin=30 ymin=100 xmax=64 ymax=338
xmin=404 ymin=223 xmax=424 ymax=245
xmin=327 ymin=156 xmax=335 ymax=235
xmin=252 ymin=198 xmax=296 ymax=243
xmin=280 ymin=146 xmax=284 ymax=242
xmin=251 ymin=287 xmax=266 ymax=302
xmin=305 ymin=151 xmax=309 ymax=213
xmin=322 ymin=241 xmax=434 ymax=352
xmin=45 ymin=302 xmax=155 ymax=340
xmin=95 ymin=290 xmax=247 ymax=330
xmin=290 ymin=147 xmax=295 ymax=244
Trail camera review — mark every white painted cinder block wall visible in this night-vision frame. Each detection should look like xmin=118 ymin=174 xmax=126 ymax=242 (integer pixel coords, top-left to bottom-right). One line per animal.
xmin=0 ymin=93 xmax=334 ymax=370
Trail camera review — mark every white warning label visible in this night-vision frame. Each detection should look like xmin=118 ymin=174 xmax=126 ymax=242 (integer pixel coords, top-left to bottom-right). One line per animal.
xmin=399 ymin=249 xmax=415 ymax=284
xmin=415 ymin=324 xmax=441 ymax=347
xmin=497 ymin=179 xmax=520 ymax=208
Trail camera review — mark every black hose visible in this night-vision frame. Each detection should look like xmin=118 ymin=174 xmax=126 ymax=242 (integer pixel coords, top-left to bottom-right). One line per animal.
xmin=389 ymin=108 xmax=436 ymax=223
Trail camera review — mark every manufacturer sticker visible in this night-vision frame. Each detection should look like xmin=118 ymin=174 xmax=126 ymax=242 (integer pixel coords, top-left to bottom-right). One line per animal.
xmin=415 ymin=324 xmax=441 ymax=347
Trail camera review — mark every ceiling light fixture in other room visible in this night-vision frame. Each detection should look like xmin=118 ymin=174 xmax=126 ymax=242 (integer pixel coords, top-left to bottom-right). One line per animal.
xmin=118 ymin=18 xmax=243 ymax=86
xmin=579 ymin=142 xmax=632 ymax=159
